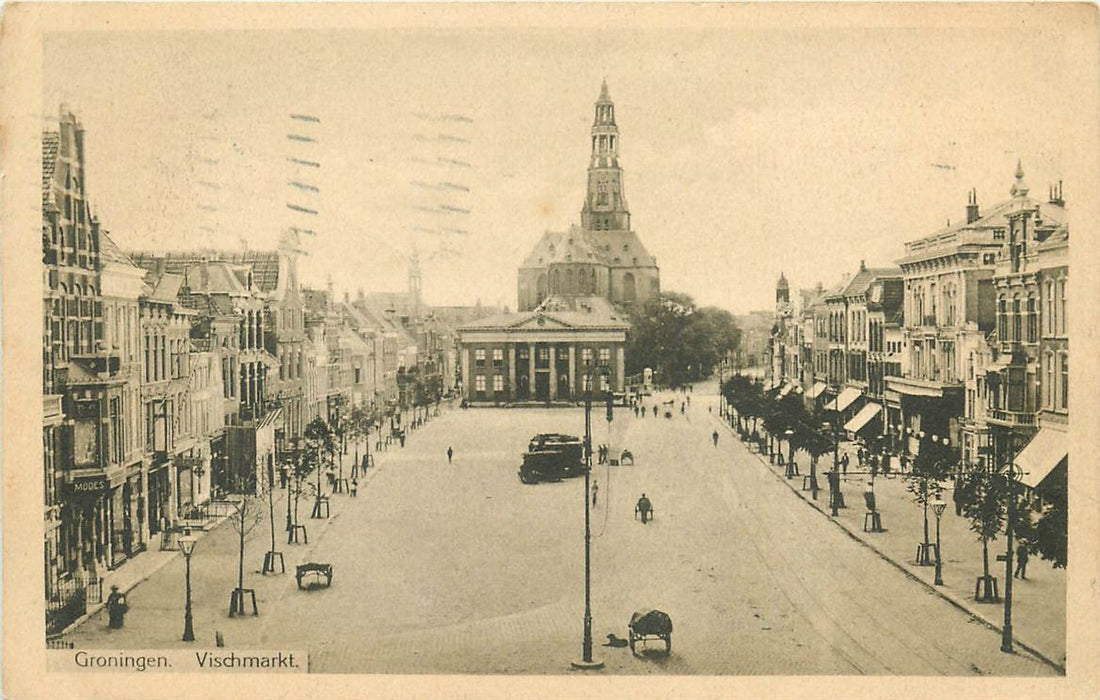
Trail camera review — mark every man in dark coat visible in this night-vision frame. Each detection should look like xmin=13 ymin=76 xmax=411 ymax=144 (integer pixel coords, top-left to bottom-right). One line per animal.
xmin=636 ymin=494 xmax=653 ymax=524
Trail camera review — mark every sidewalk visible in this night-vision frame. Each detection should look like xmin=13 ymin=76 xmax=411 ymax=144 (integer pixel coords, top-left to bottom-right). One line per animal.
xmin=57 ymin=410 xmax=437 ymax=641
xmin=717 ymin=412 xmax=1067 ymax=673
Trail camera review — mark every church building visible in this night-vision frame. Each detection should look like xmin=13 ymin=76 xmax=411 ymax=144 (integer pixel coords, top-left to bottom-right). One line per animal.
xmin=458 ymin=82 xmax=657 ymax=405
xmin=517 ymin=81 xmax=660 ymax=312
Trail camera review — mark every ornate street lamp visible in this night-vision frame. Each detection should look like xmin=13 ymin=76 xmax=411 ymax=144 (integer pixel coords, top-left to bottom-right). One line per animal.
xmin=571 ymin=360 xmax=603 ymax=671
xmin=178 ymin=532 xmax=197 ymax=642
xmin=931 ymin=499 xmax=947 ymax=585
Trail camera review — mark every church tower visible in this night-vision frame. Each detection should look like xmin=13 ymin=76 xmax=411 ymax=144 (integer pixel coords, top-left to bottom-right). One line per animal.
xmin=581 ymin=80 xmax=630 ymax=232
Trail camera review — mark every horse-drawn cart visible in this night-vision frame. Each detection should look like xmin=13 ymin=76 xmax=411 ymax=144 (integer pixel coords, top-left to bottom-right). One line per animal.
xmin=628 ymin=609 xmax=672 ymax=655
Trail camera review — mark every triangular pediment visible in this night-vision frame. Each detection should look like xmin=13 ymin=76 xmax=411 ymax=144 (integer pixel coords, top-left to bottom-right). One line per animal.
xmin=509 ymin=312 xmax=575 ymax=330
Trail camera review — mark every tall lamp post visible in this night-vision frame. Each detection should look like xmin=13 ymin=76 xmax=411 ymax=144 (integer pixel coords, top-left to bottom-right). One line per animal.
xmin=179 ymin=532 xmax=197 ymax=642
xmin=1001 ymin=462 xmax=1023 ymax=653
xmin=931 ymin=499 xmax=946 ymax=585
xmin=571 ymin=361 xmax=603 ymax=671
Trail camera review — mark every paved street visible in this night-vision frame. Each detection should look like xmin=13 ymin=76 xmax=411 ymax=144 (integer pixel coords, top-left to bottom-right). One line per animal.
xmin=66 ymin=388 xmax=1056 ymax=676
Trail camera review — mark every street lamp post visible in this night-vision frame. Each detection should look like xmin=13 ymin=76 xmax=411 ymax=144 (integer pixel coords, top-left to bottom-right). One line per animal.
xmin=931 ymin=499 xmax=946 ymax=585
xmin=178 ymin=532 xmax=197 ymax=642
xmin=1001 ymin=462 xmax=1023 ymax=653
xmin=784 ymin=428 xmax=797 ymax=479
xmin=571 ymin=362 xmax=603 ymax=671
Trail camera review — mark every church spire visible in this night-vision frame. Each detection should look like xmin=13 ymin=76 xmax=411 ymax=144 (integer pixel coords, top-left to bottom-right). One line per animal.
xmin=582 ymin=81 xmax=630 ymax=232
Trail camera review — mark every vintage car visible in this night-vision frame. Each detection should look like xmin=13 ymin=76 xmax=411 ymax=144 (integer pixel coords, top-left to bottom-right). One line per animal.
xmin=518 ymin=433 xmax=585 ymax=484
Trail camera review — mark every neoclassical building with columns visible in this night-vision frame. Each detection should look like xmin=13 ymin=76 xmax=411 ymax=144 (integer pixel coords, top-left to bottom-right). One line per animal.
xmin=457 ymin=297 xmax=628 ymax=404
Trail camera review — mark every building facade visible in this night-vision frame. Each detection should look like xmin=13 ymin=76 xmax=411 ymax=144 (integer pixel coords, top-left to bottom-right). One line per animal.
xmin=458 ymin=298 xmax=629 ymax=404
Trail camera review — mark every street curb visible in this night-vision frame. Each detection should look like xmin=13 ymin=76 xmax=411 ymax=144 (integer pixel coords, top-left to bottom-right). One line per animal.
xmin=714 ymin=415 xmax=1066 ymax=676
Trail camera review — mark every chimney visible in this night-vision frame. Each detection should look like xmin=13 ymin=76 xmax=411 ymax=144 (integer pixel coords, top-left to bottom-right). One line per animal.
xmin=966 ymin=188 xmax=980 ymax=224
xmin=1049 ymin=180 xmax=1065 ymax=207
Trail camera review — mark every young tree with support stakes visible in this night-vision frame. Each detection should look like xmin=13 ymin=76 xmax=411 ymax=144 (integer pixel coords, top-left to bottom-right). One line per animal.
xmin=906 ymin=433 xmax=955 ymax=566
xmin=227 ymin=470 xmax=265 ymax=616
xmin=303 ymin=417 xmax=334 ymax=518
xmin=793 ymin=415 xmax=832 ymax=499
xmin=958 ymin=460 xmax=1006 ymax=600
xmin=279 ymin=436 xmax=310 ymax=544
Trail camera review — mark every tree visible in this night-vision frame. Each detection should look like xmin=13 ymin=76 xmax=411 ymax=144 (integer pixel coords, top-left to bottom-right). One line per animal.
xmin=1032 ymin=467 xmax=1067 ymax=569
xmin=228 ymin=468 xmax=265 ymax=616
xmin=958 ymin=461 xmax=1006 ymax=596
xmin=906 ymin=435 xmax=955 ymax=564
xmin=303 ymin=417 xmax=334 ymax=518
xmin=627 ymin=292 xmax=741 ymax=386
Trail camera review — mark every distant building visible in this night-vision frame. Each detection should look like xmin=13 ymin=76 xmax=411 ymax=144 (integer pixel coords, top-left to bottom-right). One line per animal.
xmin=457 ymin=296 xmax=629 ymax=404
xmin=517 ymin=81 xmax=660 ymax=312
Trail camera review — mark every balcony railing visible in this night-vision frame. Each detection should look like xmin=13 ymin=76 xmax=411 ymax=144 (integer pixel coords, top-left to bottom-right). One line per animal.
xmin=989 ymin=409 xmax=1036 ymax=426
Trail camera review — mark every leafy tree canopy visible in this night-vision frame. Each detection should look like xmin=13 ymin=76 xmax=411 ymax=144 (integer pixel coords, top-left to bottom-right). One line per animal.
xmin=626 ymin=292 xmax=741 ymax=386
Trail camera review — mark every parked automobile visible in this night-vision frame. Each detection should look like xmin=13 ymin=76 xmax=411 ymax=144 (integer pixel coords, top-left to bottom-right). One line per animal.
xmin=518 ymin=433 xmax=584 ymax=484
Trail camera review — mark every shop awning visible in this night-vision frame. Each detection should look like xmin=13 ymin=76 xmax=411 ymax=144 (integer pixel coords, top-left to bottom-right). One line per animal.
xmin=1014 ymin=429 xmax=1068 ymax=489
xmin=844 ymin=402 xmax=882 ymax=434
xmin=806 ymin=382 xmax=828 ymax=400
xmin=825 ymin=387 xmax=862 ymax=412
xmin=778 ymin=383 xmax=796 ymax=399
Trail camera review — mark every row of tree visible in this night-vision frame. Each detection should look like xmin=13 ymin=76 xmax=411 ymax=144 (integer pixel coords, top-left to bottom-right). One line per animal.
xmin=224 ymin=395 xmax=385 ymax=616
xmin=626 ymin=291 xmax=741 ymax=387
xmin=721 ymin=376 xmax=1067 ymax=573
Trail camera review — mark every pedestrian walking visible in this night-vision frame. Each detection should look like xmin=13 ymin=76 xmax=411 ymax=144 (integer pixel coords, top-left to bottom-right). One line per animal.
xmin=1014 ymin=542 xmax=1030 ymax=579
xmin=350 ymin=478 xmax=358 ymax=497
xmin=712 ymin=430 xmax=719 ymax=447
xmin=106 ymin=585 xmax=128 ymax=629
xmin=447 ymin=446 xmax=454 ymax=464
xmin=636 ymin=493 xmax=653 ymax=524
xmin=680 ymin=402 xmax=685 ymax=415
xmin=592 ymin=480 xmax=599 ymax=508
xmin=840 ymin=453 xmax=849 ymax=475
xmin=653 ymin=405 xmax=658 ymax=418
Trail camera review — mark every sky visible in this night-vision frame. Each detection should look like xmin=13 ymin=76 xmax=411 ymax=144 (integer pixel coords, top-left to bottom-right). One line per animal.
xmin=42 ymin=17 xmax=1085 ymax=314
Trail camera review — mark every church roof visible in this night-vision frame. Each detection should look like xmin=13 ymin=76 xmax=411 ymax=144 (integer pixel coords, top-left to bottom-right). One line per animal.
xmin=520 ymin=226 xmax=656 ymax=270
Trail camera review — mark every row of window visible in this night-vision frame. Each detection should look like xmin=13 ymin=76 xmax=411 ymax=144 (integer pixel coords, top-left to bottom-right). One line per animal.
xmin=474 ymin=346 xmax=613 ymax=366
xmin=472 ymin=373 xmax=611 ymax=393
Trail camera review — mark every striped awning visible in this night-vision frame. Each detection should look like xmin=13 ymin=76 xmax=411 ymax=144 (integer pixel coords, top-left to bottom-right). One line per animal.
xmin=825 ymin=387 xmax=862 ymax=412
xmin=1015 ymin=429 xmax=1068 ymax=489
xmin=844 ymin=402 xmax=882 ymax=434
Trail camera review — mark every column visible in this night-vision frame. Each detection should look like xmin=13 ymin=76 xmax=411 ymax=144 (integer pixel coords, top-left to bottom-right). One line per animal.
xmin=568 ymin=346 xmax=577 ymax=397
xmin=549 ymin=346 xmax=557 ymax=399
xmin=528 ymin=343 xmax=535 ymax=394
xmin=461 ymin=347 xmax=470 ymax=400
xmin=616 ymin=345 xmax=626 ymax=392
xmin=508 ymin=344 xmax=517 ymax=400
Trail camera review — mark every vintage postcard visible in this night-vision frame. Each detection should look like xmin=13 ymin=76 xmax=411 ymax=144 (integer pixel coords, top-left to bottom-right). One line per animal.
xmin=2 ymin=3 xmax=1099 ymax=698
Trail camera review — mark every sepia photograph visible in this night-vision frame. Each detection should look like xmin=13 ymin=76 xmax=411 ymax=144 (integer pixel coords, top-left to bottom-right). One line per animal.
xmin=2 ymin=2 xmax=1099 ymax=698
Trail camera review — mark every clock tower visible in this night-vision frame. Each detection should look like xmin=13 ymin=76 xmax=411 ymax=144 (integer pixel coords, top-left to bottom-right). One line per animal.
xmin=581 ymin=80 xmax=630 ymax=232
